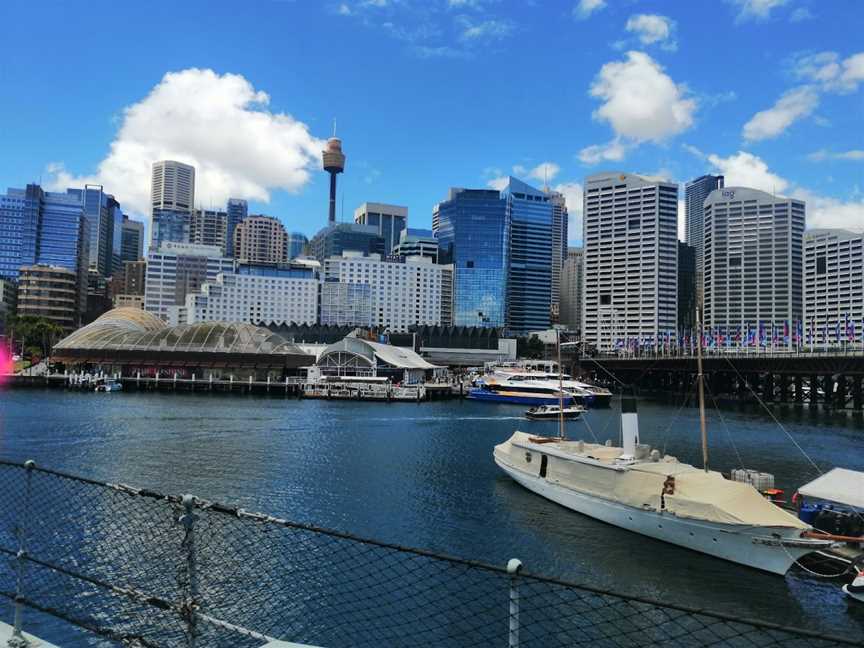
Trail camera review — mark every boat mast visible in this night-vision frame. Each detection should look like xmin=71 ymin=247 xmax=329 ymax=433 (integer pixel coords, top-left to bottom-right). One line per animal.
xmin=557 ymin=329 xmax=565 ymax=440
xmin=696 ymin=306 xmax=709 ymax=472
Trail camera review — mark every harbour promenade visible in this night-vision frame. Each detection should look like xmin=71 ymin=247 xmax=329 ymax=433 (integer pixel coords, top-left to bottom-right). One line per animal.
xmin=0 ymin=460 xmax=857 ymax=648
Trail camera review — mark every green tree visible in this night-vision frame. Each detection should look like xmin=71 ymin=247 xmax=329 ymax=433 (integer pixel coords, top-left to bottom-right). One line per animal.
xmin=517 ymin=334 xmax=546 ymax=360
xmin=6 ymin=315 xmax=65 ymax=359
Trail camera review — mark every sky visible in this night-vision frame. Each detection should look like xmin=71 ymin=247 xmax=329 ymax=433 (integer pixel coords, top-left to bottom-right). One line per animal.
xmin=0 ymin=0 xmax=861 ymax=248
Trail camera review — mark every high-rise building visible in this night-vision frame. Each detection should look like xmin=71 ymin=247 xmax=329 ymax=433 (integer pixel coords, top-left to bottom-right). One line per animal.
xmin=583 ymin=172 xmax=678 ymax=351
xmin=144 ymin=242 xmax=234 ymax=321
xmin=185 ymin=264 xmax=319 ymax=326
xmin=322 ymin=138 xmax=346 ymax=225
xmin=322 ymin=251 xmax=446 ymax=331
xmin=320 ymin=283 xmax=373 ymax=327
xmin=121 ymin=215 xmax=145 ymax=262
xmin=502 ymin=177 xmax=554 ymax=334
xmin=559 ymin=247 xmax=583 ymax=332
xmin=354 ymin=203 xmax=407 ymax=253
xmin=151 ymin=161 xmax=195 ymax=213
xmin=685 ymin=174 xmax=724 ymax=299
xmin=120 ymin=260 xmax=147 ymax=296
xmin=190 ymin=208 xmax=228 ymax=253
xmin=435 ymin=188 xmax=509 ymax=328
xmin=703 ymin=187 xmax=804 ymax=343
xmin=804 ymin=229 xmax=863 ymax=347
xmin=233 ymin=215 xmax=288 ymax=265
xmin=286 ymin=232 xmax=309 ymax=260
xmin=309 ymin=223 xmax=386 ymax=262
xmin=79 ymin=185 xmax=123 ymax=278
xmin=225 ymin=198 xmax=248 ymax=257
xmin=547 ymin=189 xmax=569 ymax=322
xmin=151 ymin=209 xmax=190 ymax=251
xmin=16 ymin=265 xmax=80 ymax=331
xmin=0 ymin=185 xmax=89 ymax=316
xmin=0 ymin=278 xmax=18 ymax=334
xmin=394 ymin=228 xmax=439 ymax=263
xmin=677 ymin=242 xmax=696 ymax=331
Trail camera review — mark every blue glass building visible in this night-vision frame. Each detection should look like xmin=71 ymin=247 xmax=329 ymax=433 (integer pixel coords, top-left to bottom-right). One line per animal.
xmin=435 ymin=188 xmax=509 ymax=328
xmin=225 ymin=198 xmax=248 ymax=257
xmin=151 ymin=208 xmax=190 ymax=252
xmin=502 ymin=177 xmax=553 ymax=334
xmin=75 ymin=185 xmax=123 ymax=277
xmin=287 ymin=232 xmax=309 ymax=260
xmin=309 ymin=223 xmax=385 ymax=262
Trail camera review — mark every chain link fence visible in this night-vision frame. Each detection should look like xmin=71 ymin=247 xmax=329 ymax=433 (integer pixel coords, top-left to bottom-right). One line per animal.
xmin=0 ymin=460 xmax=858 ymax=647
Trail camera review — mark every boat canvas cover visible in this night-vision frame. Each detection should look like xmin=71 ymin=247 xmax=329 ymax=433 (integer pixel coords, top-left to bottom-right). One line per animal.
xmin=799 ymin=468 xmax=864 ymax=509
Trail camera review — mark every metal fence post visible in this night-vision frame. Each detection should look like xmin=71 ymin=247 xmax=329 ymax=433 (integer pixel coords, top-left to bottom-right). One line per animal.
xmin=180 ymin=495 xmax=199 ymax=648
xmin=8 ymin=460 xmax=36 ymax=648
xmin=507 ymin=558 xmax=522 ymax=648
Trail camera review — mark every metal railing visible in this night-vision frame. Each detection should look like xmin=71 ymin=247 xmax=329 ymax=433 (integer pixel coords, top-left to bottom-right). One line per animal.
xmin=0 ymin=460 xmax=857 ymax=647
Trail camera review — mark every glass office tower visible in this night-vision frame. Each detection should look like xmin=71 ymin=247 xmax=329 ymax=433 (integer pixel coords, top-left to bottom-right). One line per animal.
xmin=151 ymin=208 xmax=190 ymax=252
xmin=225 ymin=198 xmax=248 ymax=257
xmin=435 ymin=188 xmax=509 ymax=328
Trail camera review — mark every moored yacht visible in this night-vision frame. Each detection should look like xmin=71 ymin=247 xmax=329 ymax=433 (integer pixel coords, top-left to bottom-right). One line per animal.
xmin=469 ymin=377 xmax=574 ymax=406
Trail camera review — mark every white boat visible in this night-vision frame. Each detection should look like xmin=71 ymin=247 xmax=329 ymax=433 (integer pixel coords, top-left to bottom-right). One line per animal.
xmin=94 ymin=379 xmax=122 ymax=392
xmin=493 ymin=324 xmax=834 ymax=575
xmin=525 ymin=404 xmax=584 ymax=420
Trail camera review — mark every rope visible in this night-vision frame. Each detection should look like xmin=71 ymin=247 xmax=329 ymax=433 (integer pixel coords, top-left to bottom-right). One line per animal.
xmin=703 ymin=378 xmax=745 ymax=471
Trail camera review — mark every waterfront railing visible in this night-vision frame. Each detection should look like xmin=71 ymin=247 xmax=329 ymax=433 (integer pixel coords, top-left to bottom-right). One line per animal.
xmin=0 ymin=460 xmax=857 ymax=647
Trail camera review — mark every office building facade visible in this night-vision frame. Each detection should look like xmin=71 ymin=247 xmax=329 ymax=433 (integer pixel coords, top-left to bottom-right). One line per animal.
xmin=804 ymin=229 xmax=863 ymax=347
xmin=583 ymin=172 xmax=678 ymax=351
xmin=121 ymin=215 xmax=145 ymax=262
xmin=144 ymin=242 xmax=234 ymax=321
xmin=151 ymin=209 xmax=190 ymax=251
xmin=685 ymin=174 xmax=724 ymax=297
xmin=394 ymin=228 xmax=439 ymax=263
xmin=309 ymin=223 xmax=386 ymax=262
xmin=559 ymin=247 xmax=583 ymax=332
xmin=677 ymin=242 xmax=696 ymax=331
xmin=435 ymin=188 xmax=509 ymax=328
xmin=547 ymin=189 xmax=569 ymax=322
xmin=81 ymin=185 xmax=123 ymax=277
xmin=233 ymin=215 xmax=288 ymax=265
xmin=191 ymin=208 xmax=228 ymax=253
xmin=320 ymin=282 xmax=373 ymax=327
xmin=225 ymin=198 xmax=248 ymax=257
xmin=16 ymin=265 xmax=80 ymax=331
xmin=703 ymin=187 xmax=805 ymax=342
xmin=287 ymin=232 xmax=308 ymax=260
xmin=354 ymin=203 xmax=407 ymax=253
xmin=151 ymin=161 xmax=195 ymax=213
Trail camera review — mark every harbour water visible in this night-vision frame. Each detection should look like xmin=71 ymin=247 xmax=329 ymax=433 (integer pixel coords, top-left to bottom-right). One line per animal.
xmin=1 ymin=389 xmax=863 ymax=644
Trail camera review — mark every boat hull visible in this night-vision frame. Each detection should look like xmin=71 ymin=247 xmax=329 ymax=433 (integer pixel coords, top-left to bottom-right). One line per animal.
xmin=495 ymin=456 xmax=825 ymax=575
xmin=469 ymin=390 xmax=574 ymax=406
xmin=526 ymin=410 xmax=582 ymax=420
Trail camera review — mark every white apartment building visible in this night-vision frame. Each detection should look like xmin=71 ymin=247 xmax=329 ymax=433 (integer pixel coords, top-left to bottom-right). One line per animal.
xmin=582 ymin=172 xmax=678 ymax=351
xmin=804 ymin=228 xmax=863 ymax=347
xmin=144 ymin=242 xmax=234 ymax=321
xmin=703 ymin=187 xmax=805 ymax=340
xmin=151 ymin=161 xmax=195 ymax=213
xmin=184 ymin=269 xmax=319 ymax=326
xmin=322 ymin=252 xmax=445 ymax=331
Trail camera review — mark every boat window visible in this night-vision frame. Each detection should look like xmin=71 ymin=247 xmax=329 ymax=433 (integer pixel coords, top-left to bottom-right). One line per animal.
xmin=540 ymin=455 xmax=548 ymax=478
xmin=525 ymin=452 xmax=532 ymax=463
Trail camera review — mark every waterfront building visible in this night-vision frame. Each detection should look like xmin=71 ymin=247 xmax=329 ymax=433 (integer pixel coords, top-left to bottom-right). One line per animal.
xmin=190 ymin=208 xmax=228 ymax=253
xmin=678 ymin=242 xmax=696 ymax=332
xmin=320 ymin=282 xmax=373 ymax=327
xmin=309 ymin=223 xmax=386 ymax=262
xmin=547 ymin=190 xmax=569 ymax=323
xmin=309 ymin=335 xmax=441 ymax=383
xmin=502 ymin=177 xmax=554 ymax=335
xmin=151 ymin=161 xmax=195 ymax=213
xmin=394 ymin=228 xmax=439 ymax=263
xmin=121 ymin=215 xmax=145 ymax=262
xmin=16 ymin=265 xmax=80 ymax=331
xmin=80 ymin=185 xmax=123 ymax=277
xmin=287 ymin=232 xmax=308 ymax=260
xmin=184 ymin=264 xmax=319 ymax=326
xmin=144 ymin=242 xmax=234 ymax=321
xmin=435 ymin=188 xmax=509 ymax=328
xmin=804 ymin=229 xmax=864 ymax=348
xmin=151 ymin=208 xmax=190 ymax=251
xmin=233 ymin=215 xmax=288 ymax=265
xmin=354 ymin=203 xmax=407 ymax=253
xmin=703 ymin=187 xmax=805 ymax=345
xmin=322 ymin=251 xmax=445 ymax=332
xmin=225 ymin=198 xmax=248 ymax=258
xmin=685 ymin=174 xmax=724 ymax=300
xmin=582 ymin=172 xmax=678 ymax=351
xmin=559 ymin=247 xmax=583 ymax=332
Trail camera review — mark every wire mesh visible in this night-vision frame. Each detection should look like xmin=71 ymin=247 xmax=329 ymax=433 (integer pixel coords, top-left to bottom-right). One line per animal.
xmin=0 ymin=460 xmax=857 ymax=647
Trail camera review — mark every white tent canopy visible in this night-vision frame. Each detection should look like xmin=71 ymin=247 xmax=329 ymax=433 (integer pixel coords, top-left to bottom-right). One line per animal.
xmin=798 ymin=468 xmax=864 ymax=509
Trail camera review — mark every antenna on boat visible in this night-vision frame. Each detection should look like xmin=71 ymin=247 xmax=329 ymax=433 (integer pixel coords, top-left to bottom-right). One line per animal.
xmin=557 ymin=328 xmax=565 ymax=440
xmin=696 ymin=306 xmax=709 ymax=473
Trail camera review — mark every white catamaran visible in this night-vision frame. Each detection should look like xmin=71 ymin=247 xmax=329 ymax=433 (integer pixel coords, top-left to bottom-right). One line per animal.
xmin=493 ymin=324 xmax=834 ymax=575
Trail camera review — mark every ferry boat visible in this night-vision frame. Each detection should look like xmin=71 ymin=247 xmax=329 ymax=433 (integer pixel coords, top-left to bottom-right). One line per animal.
xmin=468 ymin=378 xmax=574 ymax=406
xmin=485 ymin=369 xmax=598 ymax=407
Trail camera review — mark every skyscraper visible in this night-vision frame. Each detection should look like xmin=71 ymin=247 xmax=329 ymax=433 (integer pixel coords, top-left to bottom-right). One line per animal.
xmin=677 ymin=242 xmax=696 ymax=331
xmin=309 ymin=223 xmax=386 ymax=262
xmin=354 ymin=203 xmax=407 ymax=252
xmin=435 ymin=188 xmax=509 ymax=328
xmin=502 ymin=177 xmax=554 ymax=334
xmin=151 ymin=209 xmax=190 ymax=251
xmin=190 ymin=208 xmax=228 ymax=253
xmin=151 ymin=161 xmax=195 ymax=213
xmin=233 ymin=215 xmax=288 ymax=265
xmin=80 ymin=184 xmax=123 ymax=277
xmin=394 ymin=229 xmax=439 ymax=263
xmin=582 ymin=172 xmax=678 ymax=351
xmin=559 ymin=247 xmax=583 ymax=331
xmin=703 ymin=187 xmax=804 ymax=344
xmin=225 ymin=198 xmax=248 ymax=257
xmin=121 ymin=215 xmax=145 ymax=262
xmin=547 ymin=189 xmax=569 ymax=322
xmin=685 ymin=174 xmax=724 ymax=300
xmin=286 ymin=232 xmax=309 ymax=260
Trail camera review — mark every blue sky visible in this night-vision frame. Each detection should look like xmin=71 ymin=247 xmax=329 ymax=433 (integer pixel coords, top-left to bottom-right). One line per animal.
xmin=0 ymin=0 xmax=861 ymax=247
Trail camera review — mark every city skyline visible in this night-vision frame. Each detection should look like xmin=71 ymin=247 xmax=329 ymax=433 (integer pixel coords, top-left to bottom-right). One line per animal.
xmin=1 ymin=1 xmax=861 ymax=245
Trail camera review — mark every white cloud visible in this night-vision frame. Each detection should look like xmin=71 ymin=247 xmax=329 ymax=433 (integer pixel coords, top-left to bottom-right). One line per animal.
xmin=706 ymin=151 xmax=790 ymax=193
xmin=730 ymin=0 xmax=789 ymax=22
xmin=791 ymin=189 xmax=864 ymax=231
xmin=573 ymin=0 xmax=606 ymax=20
xmin=678 ymin=199 xmax=686 ymax=241
xmin=456 ymin=17 xmax=513 ymax=41
xmin=808 ymin=149 xmax=864 ymax=162
xmin=553 ymin=181 xmax=585 ymax=242
xmin=789 ymin=7 xmax=813 ymax=21
xmin=337 ymin=3 xmax=352 ymax=15
xmin=578 ymin=139 xmax=629 ymax=164
xmin=487 ymin=176 xmax=509 ymax=191
xmin=742 ymin=85 xmax=819 ymax=141
xmin=526 ymin=162 xmax=560 ymax=184
xmin=624 ymin=14 xmax=677 ymax=51
xmin=46 ymin=69 xmax=323 ymax=221
xmin=792 ymin=50 xmax=864 ymax=94
xmin=580 ymin=52 xmax=696 ymax=163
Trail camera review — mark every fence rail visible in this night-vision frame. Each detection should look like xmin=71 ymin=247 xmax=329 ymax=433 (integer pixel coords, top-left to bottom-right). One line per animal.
xmin=0 ymin=460 xmax=857 ymax=647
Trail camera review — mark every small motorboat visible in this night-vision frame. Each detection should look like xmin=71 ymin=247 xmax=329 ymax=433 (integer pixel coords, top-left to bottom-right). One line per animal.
xmin=525 ymin=404 xmax=584 ymax=420
xmin=94 ymin=379 xmax=123 ymax=392
xmin=843 ymin=570 xmax=864 ymax=603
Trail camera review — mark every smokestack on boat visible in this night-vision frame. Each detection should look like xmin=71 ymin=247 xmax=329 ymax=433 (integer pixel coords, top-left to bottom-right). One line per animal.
xmin=621 ymin=386 xmax=639 ymax=459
